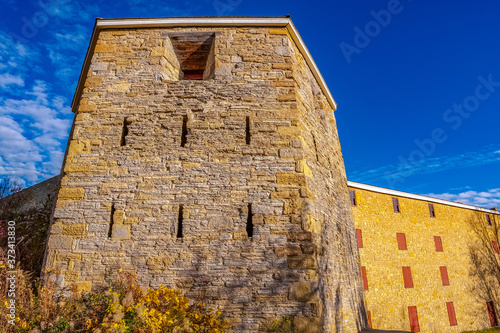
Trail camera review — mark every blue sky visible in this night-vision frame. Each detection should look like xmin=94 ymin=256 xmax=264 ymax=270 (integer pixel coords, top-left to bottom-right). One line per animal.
xmin=0 ymin=0 xmax=499 ymax=208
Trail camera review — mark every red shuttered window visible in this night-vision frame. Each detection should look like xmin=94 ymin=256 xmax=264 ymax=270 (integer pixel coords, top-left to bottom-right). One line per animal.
xmin=487 ymin=301 xmax=498 ymax=327
xmin=361 ymin=266 xmax=369 ymax=290
xmin=434 ymin=236 xmax=444 ymax=252
xmin=402 ymin=267 xmax=414 ymax=288
xmin=447 ymin=302 xmax=457 ymax=326
xmin=356 ymin=229 xmax=363 ymax=248
xmin=397 ymin=233 xmax=407 ymax=250
xmin=440 ymin=266 xmax=450 ymax=286
xmin=493 ymin=241 xmax=499 ymax=254
xmin=408 ymin=306 xmax=420 ymax=332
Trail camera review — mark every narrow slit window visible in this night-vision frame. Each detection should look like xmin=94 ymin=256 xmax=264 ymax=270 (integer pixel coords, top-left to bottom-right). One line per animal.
xmin=120 ymin=118 xmax=130 ymax=147
xmin=312 ymin=134 xmax=319 ymax=161
xmin=177 ymin=205 xmax=184 ymax=238
xmin=429 ymin=203 xmax=436 ymax=217
xmin=108 ymin=204 xmax=115 ymax=238
xmin=246 ymin=203 xmax=253 ymax=238
xmin=487 ymin=214 xmax=492 ymax=226
xmin=392 ymin=197 xmax=400 ymax=213
xmin=349 ymin=189 xmax=357 ymax=206
xmin=181 ymin=115 xmax=188 ymax=147
xmin=245 ymin=116 xmax=251 ymax=144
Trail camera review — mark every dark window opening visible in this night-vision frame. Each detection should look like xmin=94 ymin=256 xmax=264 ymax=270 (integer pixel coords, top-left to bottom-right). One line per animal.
xmin=246 ymin=203 xmax=253 ymax=238
xmin=429 ymin=203 xmax=436 ymax=217
xmin=120 ymin=118 xmax=130 ymax=147
xmin=183 ymin=69 xmax=204 ymax=80
xmin=168 ymin=32 xmax=216 ymax=80
xmin=349 ymin=189 xmax=357 ymax=206
xmin=177 ymin=205 xmax=184 ymax=238
xmin=487 ymin=214 xmax=492 ymax=226
xmin=108 ymin=204 xmax=115 ymax=238
xmin=312 ymin=134 xmax=319 ymax=161
xmin=181 ymin=116 xmax=188 ymax=147
xmin=392 ymin=197 xmax=400 ymax=213
xmin=245 ymin=116 xmax=251 ymax=145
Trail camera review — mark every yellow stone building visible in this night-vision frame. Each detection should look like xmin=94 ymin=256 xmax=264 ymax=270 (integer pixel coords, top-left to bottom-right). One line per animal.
xmin=348 ymin=181 xmax=500 ymax=332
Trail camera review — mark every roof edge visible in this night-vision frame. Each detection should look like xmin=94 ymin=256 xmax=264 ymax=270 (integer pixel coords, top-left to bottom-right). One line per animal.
xmin=347 ymin=181 xmax=500 ymax=215
xmin=70 ymin=16 xmax=337 ymax=112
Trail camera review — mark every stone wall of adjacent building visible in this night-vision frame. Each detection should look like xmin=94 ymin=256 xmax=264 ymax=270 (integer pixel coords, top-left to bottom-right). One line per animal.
xmin=349 ymin=185 xmax=500 ymax=332
xmin=43 ymin=26 xmax=365 ymax=332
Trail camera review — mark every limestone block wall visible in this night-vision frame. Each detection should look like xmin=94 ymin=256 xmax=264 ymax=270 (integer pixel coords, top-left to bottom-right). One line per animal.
xmin=43 ymin=25 xmax=365 ymax=332
xmin=349 ymin=184 xmax=500 ymax=332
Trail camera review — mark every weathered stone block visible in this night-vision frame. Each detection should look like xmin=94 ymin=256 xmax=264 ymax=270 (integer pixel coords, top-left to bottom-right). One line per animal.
xmin=62 ymin=224 xmax=86 ymax=236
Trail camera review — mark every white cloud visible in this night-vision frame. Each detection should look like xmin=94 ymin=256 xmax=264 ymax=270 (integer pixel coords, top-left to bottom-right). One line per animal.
xmin=0 ymin=73 xmax=24 ymax=88
xmin=0 ymin=81 xmax=72 ymax=183
xmin=426 ymin=188 xmax=500 ymax=209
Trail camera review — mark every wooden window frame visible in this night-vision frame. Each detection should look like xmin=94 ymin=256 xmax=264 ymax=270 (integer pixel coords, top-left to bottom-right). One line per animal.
xmin=392 ymin=197 xmax=401 ymax=213
xmin=428 ymin=203 xmax=436 ymax=217
xmin=349 ymin=189 xmax=357 ymax=207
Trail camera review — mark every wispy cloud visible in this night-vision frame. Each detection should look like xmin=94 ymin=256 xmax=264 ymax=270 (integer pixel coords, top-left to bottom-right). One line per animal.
xmin=426 ymin=188 xmax=500 ymax=209
xmin=0 ymin=81 xmax=72 ymax=182
xmin=348 ymin=145 xmax=500 ymax=184
xmin=0 ymin=73 xmax=24 ymax=88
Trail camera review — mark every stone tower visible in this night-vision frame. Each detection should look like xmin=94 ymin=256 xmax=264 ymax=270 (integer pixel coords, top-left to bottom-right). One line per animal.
xmin=43 ymin=17 xmax=366 ymax=332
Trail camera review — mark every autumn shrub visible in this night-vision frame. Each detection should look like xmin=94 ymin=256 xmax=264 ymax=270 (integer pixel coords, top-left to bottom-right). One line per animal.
xmin=0 ymin=260 xmax=227 ymax=333
xmin=263 ymin=315 xmax=294 ymax=333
